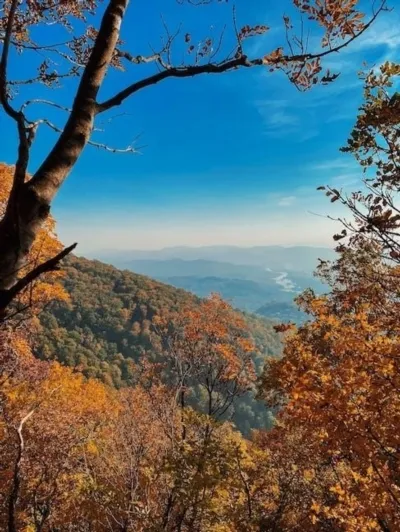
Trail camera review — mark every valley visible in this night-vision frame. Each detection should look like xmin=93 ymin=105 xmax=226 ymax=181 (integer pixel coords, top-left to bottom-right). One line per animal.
xmin=89 ymin=245 xmax=333 ymax=321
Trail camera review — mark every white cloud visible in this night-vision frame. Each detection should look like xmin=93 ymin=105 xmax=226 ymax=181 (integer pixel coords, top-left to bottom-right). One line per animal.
xmin=274 ymin=272 xmax=298 ymax=292
xmin=308 ymin=11 xmax=400 ymax=62
xmin=322 ymin=14 xmax=400 ymax=80
xmin=246 ymin=26 xmax=281 ymax=57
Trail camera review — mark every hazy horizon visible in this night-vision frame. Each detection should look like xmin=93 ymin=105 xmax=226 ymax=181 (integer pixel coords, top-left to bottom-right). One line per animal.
xmin=84 ymin=242 xmax=335 ymax=256
xmin=60 ymin=212 xmax=342 ymax=254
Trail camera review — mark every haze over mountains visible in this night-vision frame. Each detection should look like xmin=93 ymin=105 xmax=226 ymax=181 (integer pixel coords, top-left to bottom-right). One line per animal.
xmin=89 ymin=246 xmax=335 ymax=321
xmin=92 ymin=245 xmax=334 ymax=271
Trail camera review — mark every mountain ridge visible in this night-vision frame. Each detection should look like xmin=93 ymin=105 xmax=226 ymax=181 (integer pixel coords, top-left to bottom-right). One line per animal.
xmin=83 ymin=248 xmax=332 ymax=320
xmin=87 ymin=244 xmax=335 ymax=272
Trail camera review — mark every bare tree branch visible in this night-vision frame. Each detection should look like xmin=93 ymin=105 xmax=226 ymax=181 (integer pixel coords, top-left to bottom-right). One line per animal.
xmin=7 ymin=408 xmax=35 ymax=532
xmin=7 ymin=382 xmax=63 ymax=531
xmin=96 ymin=55 xmax=261 ymax=113
xmin=33 ymin=117 xmax=140 ymax=153
xmin=0 ymin=0 xmax=21 ymax=121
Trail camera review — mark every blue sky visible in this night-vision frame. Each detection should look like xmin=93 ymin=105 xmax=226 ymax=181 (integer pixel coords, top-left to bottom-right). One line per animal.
xmin=1 ymin=0 xmax=399 ymax=252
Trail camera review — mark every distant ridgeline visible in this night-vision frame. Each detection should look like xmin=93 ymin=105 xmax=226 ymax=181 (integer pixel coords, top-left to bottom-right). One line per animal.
xmin=35 ymin=256 xmax=282 ymax=435
xmin=93 ymin=246 xmax=332 ymax=322
xmin=256 ymin=301 xmax=305 ymax=324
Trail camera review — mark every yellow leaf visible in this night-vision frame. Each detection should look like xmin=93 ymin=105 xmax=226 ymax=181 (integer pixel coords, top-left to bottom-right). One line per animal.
xmin=303 ymin=469 xmax=315 ymax=482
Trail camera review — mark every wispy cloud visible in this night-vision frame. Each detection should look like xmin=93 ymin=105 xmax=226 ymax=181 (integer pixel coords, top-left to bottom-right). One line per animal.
xmin=250 ymin=9 xmax=400 ymax=137
xmin=309 ymin=159 xmax=361 ymax=188
xmin=254 ymin=99 xmax=318 ymax=140
xmin=255 ymin=99 xmax=299 ymax=134
xmin=246 ymin=26 xmax=281 ymax=57
xmin=310 ymin=158 xmax=356 ymax=172
xmin=266 ymin=186 xmax=324 ymax=212
xmin=274 ymin=272 xmax=298 ymax=292
xmin=345 ymin=17 xmax=400 ymax=53
xmin=268 ymin=110 xmax=298 ymax=128
xmin=330 ymin=173 xmax=360 ymax=187
xmin=278 ymin=195 xmax=296 ymax=207
xmin=322 ymin=15 xmax=400 ymax=79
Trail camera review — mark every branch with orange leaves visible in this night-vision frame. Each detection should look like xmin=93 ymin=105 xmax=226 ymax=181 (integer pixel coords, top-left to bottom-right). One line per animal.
xmin=0 ymin=243 xmax=77 ymax=318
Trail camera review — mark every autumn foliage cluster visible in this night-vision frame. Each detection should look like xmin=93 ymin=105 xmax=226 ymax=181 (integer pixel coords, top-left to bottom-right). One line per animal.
xmin=0 ymin=60 xmax=399 ymax=531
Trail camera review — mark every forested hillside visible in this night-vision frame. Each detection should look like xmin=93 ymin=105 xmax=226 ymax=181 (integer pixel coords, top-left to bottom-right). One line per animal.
xmin=35 ymin=255 xmax=281 ymax=433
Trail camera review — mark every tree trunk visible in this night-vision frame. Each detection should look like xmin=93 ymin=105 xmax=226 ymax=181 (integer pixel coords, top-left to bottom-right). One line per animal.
xmin=0 ymin=0 xmax=130 ymax=296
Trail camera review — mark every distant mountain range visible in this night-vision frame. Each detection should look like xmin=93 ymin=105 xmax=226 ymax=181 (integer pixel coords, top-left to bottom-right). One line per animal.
xmin=92 ymin=245 xmax=335 ymax=273
xmin=88 ymin=246 xmax=335 ymax=321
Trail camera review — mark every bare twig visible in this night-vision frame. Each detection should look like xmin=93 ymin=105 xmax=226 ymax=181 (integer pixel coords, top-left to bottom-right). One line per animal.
xmin=116 ymin=50 xmax=164 ymax=66
xmin=88 ymin=139 xmax=142 ymax=154
xmin=21 ymin=99 xmax=72 ymax=114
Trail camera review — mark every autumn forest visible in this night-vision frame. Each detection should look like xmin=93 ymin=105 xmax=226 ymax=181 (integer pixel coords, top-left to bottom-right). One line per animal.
xmin=0 ymin=0 xmax=400 ymax=530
